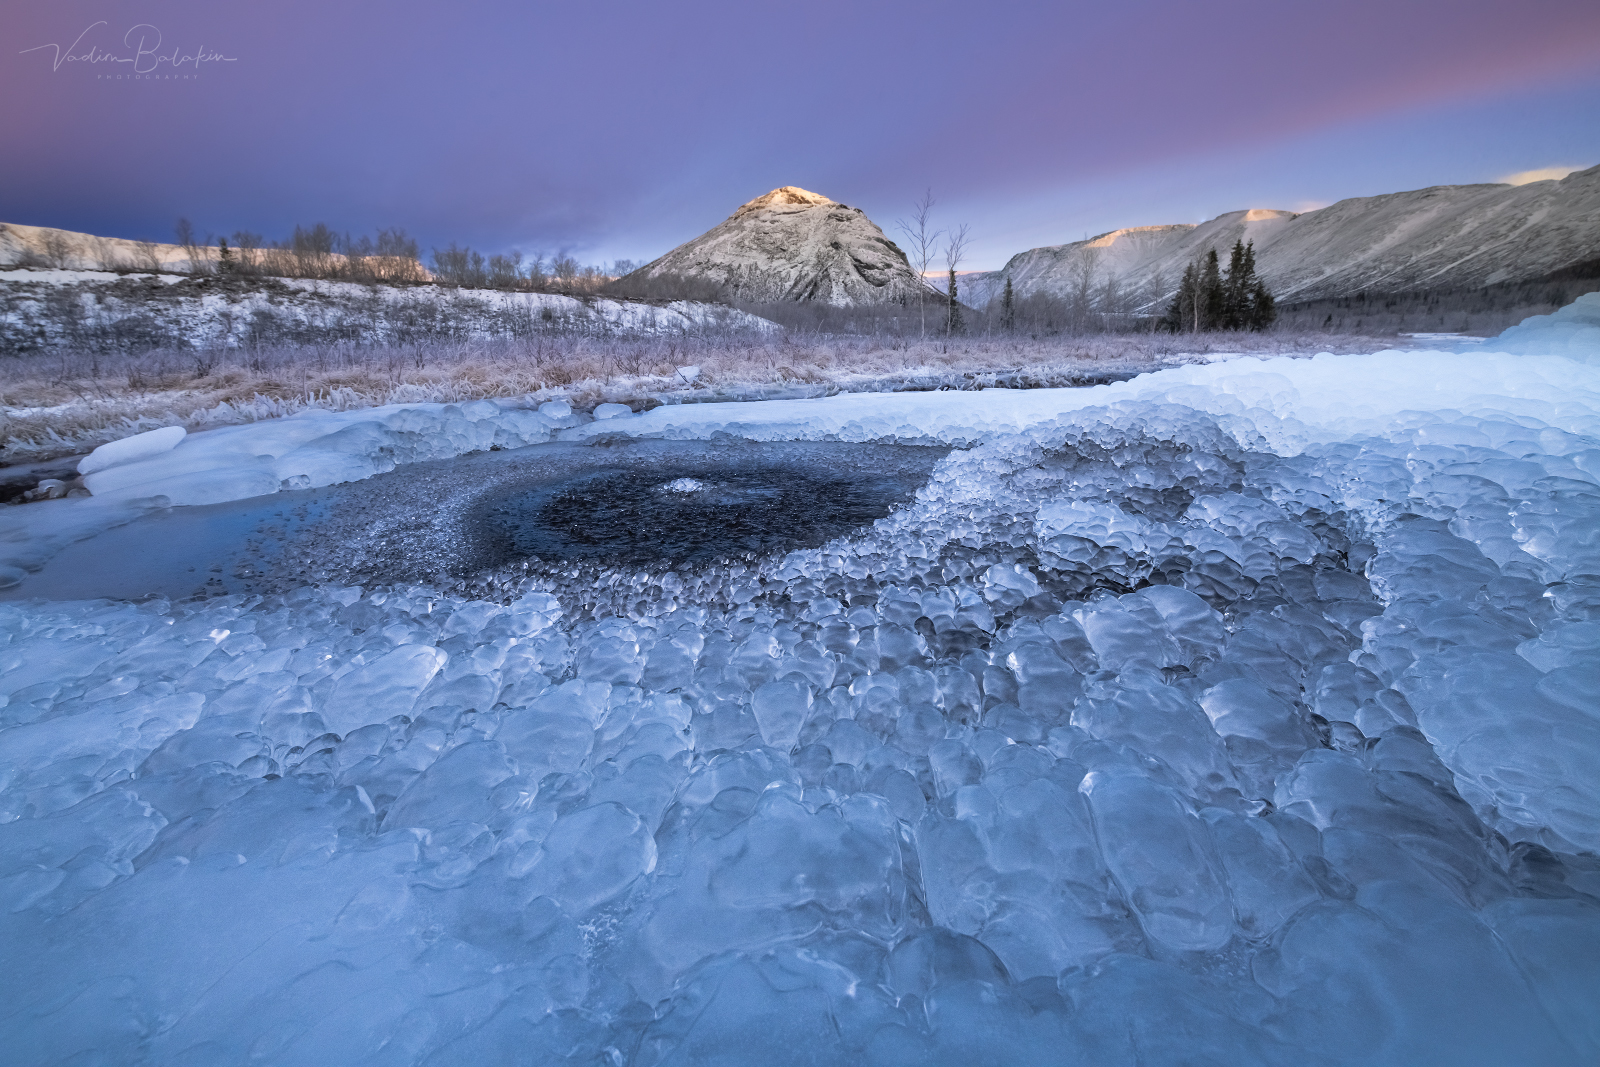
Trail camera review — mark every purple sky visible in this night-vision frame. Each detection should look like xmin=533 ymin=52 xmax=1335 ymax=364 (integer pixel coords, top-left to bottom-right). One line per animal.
xmin=5 ymin=0 xmax=1599 ymax=270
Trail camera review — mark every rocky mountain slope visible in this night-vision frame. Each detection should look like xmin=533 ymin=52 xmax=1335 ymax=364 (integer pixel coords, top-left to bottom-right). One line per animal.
xmin=614 ymin=187 xmax=933 ymax=306
xmin=984 ymin=163 xmax=1600 ymax=308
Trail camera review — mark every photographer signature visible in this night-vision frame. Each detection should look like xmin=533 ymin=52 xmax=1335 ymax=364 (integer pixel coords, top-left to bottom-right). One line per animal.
xmin=20 ymin=22 xmax=237 ymax=74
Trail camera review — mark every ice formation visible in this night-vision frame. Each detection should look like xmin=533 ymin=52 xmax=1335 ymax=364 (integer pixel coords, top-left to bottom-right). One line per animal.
xmin=2 ymin=305 xmax=1600 ymax=1065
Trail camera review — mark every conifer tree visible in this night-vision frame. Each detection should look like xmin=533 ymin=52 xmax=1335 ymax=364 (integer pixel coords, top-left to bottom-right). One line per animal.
xmin=1166 ymin=242 xmax=1275 ymax=332
xmin=1163 ymin=260 xmax=1199 ymax=332
xmin=1249 ymin=278 xmax=1277 ymax=330
xmin=217 ymin=236 xmax=236 ymax=274
xmin=1001 ymin=276 xmax=1015 ymax=331
xmin=1200 ymin=249 xmax=1225 ymax=330
xmin=947 ymin=269 xmax=964 ymax=334
xmin=1224 ymin=240 xmax=1248 ymax=329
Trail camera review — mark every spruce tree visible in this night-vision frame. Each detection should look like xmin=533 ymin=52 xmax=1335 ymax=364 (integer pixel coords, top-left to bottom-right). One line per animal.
xmin=1249 ymin=279 xmax=1277 ymax=330
xmin=1163 ymin=261 xmax=1199 ymax=332
xmin=947 ymin=269 xmax=964 ymax=334
xmin=1001 ymin=276 xmax=1015 ymax=331
xmin=217 ymin=237 xmax=236 ymax=275
xmin=1223 ymin=240 xmax=1248 ymax=329
xmin=1200 ymin=249 xmax=1224 ymax=330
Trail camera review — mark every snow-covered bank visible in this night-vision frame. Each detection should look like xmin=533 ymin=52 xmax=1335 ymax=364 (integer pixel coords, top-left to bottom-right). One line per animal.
xmin=0 ymin=268 xmax=773 ymax=353
xmin=1 ymin=295 xmax=1598 ymax=1064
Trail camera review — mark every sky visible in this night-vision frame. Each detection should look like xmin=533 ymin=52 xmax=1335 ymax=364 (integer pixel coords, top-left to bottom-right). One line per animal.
xmin=4 ymin=0 xmax=1599 ymax=271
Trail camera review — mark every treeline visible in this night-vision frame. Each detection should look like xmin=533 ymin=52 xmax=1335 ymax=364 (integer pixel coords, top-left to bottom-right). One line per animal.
xmin=1161 ymin=241 xmax=1276 ymax=332
xmin=988 ymin=268 xmax=1164 ymax=335
xmin=207 ymin=222 xmax=428 ymax=284
xmin=1273 ymin=266 xmax=1600 ymax=336
xmin=430 ymin=245 xmax=637 ymax=292
xmin=172 ymin=219 xmax=634 ymax=294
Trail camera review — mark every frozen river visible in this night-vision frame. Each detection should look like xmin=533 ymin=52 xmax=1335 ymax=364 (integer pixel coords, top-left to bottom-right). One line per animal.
xmin=1 ymin=296 xmax=1598 ymax=1065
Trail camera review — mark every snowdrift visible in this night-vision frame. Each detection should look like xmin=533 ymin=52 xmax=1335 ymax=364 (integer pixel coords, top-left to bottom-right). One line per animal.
xmin=1 ymin=300 xmax=1599 ymax=1064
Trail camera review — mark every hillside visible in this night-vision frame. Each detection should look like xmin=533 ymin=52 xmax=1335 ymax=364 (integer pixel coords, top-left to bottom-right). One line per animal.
xmin=986 ymin=164 xmax=1600 ymax=308
xmin=613 ymin=187 xmax=934 ymax=306
xmin=0 ymin=268 xmax=771 ymax=354
xmin=0 ymin=222 xmax=428 ymax=282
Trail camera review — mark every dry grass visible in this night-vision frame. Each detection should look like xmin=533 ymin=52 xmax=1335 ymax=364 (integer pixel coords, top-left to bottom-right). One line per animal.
xmin=0 ymin=330 xmax=1400 ymax=462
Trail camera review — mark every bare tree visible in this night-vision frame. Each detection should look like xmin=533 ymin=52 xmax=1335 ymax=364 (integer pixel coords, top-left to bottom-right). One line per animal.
xmin=524 ymin=251 xmax=547 ymax=288
xmin=551 ymin=254 xmax=580 ymax=283
xmin=231 ymin=231 xmax=264 ymax=274
xmin=1144 ymin=267 xmax=1168 ymax=319
xmin=174 ymin=217 xmax=202 ymax=273
xmin=943 ymin=223 xmax=971 ymax=335
xmin=39 ymin=229 xmax=74 ymax=269
xmin=488 ymin=251 xmax=524 ymax=288
xmin=1067 ymin=245 xmax=1100 ymax=333
xmin=91 ymin=236 xmax=119 ymax=270
xmin=896 ymin=189 xmax=941 ymax=338
xmin=132 ymin=239 xmax=162 ymax=272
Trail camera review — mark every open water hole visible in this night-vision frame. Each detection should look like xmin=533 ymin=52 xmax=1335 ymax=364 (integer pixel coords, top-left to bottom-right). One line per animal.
xmin=4 ymin=439 xmax=948 ymax=601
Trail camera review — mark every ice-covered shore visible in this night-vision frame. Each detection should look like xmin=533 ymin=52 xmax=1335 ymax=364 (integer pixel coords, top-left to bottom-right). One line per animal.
xmin=2 ymin=294 xmax=1599 ymax=1065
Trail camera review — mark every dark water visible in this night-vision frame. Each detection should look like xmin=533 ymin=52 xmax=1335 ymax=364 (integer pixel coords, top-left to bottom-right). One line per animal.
xmin=479 ymin=449 xmax=941 ymax=566
xmin=5 ymin=439 xmax=948 ymax=601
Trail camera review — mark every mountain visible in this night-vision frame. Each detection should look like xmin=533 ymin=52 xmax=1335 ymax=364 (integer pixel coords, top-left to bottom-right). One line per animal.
xmin=613 ymin=187 xmax=932 ymax=306
xmin=985 ymin=164 xmax=1600 ymax=308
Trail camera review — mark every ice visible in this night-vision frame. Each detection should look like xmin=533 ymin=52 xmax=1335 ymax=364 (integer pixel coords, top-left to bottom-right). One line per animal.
xmin=3 ymin=299 xmax=1600 ymax=1063
xmin=77 ymin=425 xmax=186 ymax=475
xmin=1 ymin=398 xmax=572 ymax=586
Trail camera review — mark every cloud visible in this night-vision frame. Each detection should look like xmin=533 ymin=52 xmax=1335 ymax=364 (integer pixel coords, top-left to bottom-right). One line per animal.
xmin=1498 ymin=166 xmax=1584 ymax=185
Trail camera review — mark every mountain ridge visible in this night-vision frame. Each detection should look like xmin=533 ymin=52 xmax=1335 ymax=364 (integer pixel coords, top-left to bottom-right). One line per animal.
xmin=963 ymin=164 xmax=1600 ymax=309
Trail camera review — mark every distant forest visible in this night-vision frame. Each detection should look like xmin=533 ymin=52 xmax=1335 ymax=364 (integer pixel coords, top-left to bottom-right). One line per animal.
xmin=1271 ymin=259 xmax=1600 ymax=335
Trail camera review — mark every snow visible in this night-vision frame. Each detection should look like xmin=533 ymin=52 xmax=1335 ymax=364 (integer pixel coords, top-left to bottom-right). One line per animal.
xmin=995 ymin=164 xmax=1600 ymax=305
xmin=2 ymin=303 xmax=1599 ymax=1064
xmin=0 ymin=268 xmax=778 ymax=350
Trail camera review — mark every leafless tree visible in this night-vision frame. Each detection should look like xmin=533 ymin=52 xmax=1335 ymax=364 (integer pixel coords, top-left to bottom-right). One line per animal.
xmin=488 ymin=251 xmax=524 ymax=288
xmin=231 ymin=231 xmax=264 ymax=274
xmin=944 ymin=223 xmax=971 ymax=334
xmin=39 ymin=229 xmax=74 ymax=269
xmin=90 ymin=236 xmax=120 ymax=270
xmin=1067 ymin=245 xmax=1100 ymax=333
xmin=174 ymin=217 xmax=203 ymax=273
xmin=524 ymin=252 xmax=547 ymax=288
xmin=896 ymin=190 xmax=942 ymax=338
xmin=1144 ymin=267 xmax=1168 ymax=317
xmin=132 ymin=240 xmax=162 ymax=272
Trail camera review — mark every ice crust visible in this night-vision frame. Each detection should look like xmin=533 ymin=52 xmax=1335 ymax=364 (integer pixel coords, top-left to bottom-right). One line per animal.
xmin=3 ymin=309 xmax=1600 ymax=1064
xmin=0 ymin=398 xmax=574 ymax=588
